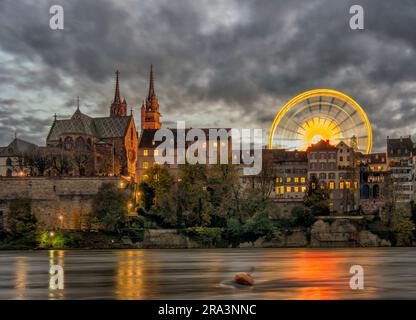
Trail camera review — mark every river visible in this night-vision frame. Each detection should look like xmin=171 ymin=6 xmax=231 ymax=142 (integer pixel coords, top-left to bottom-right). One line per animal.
xmin=0 ymin=248 xmax=415 ymax=299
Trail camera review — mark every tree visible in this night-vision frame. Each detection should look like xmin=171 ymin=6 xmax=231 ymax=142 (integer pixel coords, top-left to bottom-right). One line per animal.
xmin=390 ymin=203 xmax=415 ymax=246
xmin=72 ymin=150 xmax=91 ymax=176
xmin=291 ymin=206 xmax=316 ymax=228
xmin=304 ymin=175 xmax=330 ymax=215
xmin=90 ymin=183 xmax=130 ymax=233
xmin=7 ymin=200 xmax=39 ymax=245
xmin=51 ymin=150 xmax=72 ymax=176
xmin=24 ymin=148 xmax=52 ymax=176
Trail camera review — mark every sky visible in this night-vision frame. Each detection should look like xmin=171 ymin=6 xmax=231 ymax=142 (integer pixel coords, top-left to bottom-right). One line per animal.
xmin=1 ymin=0 xmax=416 ymax=151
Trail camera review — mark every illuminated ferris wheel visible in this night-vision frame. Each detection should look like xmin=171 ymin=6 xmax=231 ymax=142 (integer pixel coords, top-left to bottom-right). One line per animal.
xmin=268 ymin=89 xmax=372 ymax=154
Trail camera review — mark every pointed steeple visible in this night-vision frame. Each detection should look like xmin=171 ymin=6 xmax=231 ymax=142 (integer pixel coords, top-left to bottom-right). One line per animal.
xmin=113 ymin=70 xmax=121 ymax=104
xmin=148 ymin=64 xmax=155 ymax=99
xmin=110 ymin=70 xmax=127 ymax=117
xmin=76 ymin=96 xmax=80 ymax=111
xmin=142 ymin=65 xmax=161 ymax=130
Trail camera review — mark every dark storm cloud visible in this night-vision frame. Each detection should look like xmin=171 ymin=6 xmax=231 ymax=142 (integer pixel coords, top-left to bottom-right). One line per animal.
xmin=0 ymin=0 xmax=416 ymax=150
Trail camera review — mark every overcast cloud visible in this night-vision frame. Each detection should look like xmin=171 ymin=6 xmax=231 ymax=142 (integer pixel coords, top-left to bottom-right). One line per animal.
xmin=1 ymin=0 xmax=416 ymax=150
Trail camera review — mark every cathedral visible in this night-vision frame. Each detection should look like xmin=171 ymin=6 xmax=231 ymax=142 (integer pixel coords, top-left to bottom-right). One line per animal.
xmin=46 ymin=70 xmax=139 ymax=177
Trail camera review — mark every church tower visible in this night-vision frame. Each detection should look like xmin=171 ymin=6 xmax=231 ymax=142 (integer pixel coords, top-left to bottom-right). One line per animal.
xmin=110 ymin=70 xmax=128 ymax=117
xmin=141 ymin=65 xmax=161 ymax=130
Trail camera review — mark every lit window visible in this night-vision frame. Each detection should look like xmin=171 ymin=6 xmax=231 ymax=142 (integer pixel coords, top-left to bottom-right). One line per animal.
xmin=301 ymin=186 xmax=307 ymax=192
xmin=329 ymin=181 xmax=335 ymax=190
xmin=280 ymin=186 xmax=285 ymax=194
xmin=143 ymin=161 xmax=149 ymax=169
xmin=301 ymin=177 xmax=306 ymax=183
xmin=340 ymin=181 xmax=344 ymax=189
xmin=143 ymin=149 xmax=148 ymax=156
xmin=286 ymin=177 xmax=291 ymax=183
xmin=286 ymin=186 xmax=291 ymax=193
xmin=294 ymin=187 xmax=299 ymax=192
xmin=378 ymin=166 xmax=382 ymax=171
xmin=346 ymin=181 xmax=351 ymax=189
xmin=294 ymin=177 xmax=299 ymax=183
xmin=154 ymin=149 xmax=159 ymax=156
xmin=354 ymin=181 xmax=358 ymax=189
xmin=370 ymin=166 xmax=374 ymax=171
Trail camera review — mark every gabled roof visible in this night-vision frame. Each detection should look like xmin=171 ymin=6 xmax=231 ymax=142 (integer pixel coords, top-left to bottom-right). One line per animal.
xmin=306 ymin=139 xmax=337 ymax=152
xmin=47 ymin=108 xmax=133 ymax=142
xmin=0 ymin=138 xmax=38 ymax=156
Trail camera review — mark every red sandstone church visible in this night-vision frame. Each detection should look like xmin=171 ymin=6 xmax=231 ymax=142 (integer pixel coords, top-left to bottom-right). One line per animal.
xmin=45 ymin=66 xmax=162 ymax=179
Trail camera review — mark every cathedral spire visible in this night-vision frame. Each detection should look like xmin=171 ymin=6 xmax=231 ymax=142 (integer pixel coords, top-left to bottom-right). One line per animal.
xmin=142 ymin=65 xmax=161 ymax=130
xmin=148 ymin=64 xmax=155 ymax=99
xmin=110 ymin=70 xmax=127 ymax=117
xmin=76 ymin=96 xmax=80 ymax=111
xmin=113 ymin=70 xmax=121 ymax=104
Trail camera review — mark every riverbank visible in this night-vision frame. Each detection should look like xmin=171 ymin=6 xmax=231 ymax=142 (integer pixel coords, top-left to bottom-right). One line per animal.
xmin=0 ymin=218 xmax=396 ymax=249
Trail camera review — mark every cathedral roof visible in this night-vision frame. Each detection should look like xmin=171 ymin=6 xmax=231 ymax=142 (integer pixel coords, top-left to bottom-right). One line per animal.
xmin=47 ymin=111 xmax=133 ymax=142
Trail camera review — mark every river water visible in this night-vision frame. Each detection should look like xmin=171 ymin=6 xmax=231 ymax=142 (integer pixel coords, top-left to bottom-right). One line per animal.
xmin=0 ymin=248 xmax=415 ymax=299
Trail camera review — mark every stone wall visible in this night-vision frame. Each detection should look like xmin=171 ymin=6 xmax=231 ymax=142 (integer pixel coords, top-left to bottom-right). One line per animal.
xmin=0 ymin=177 xmax=120 ymax=230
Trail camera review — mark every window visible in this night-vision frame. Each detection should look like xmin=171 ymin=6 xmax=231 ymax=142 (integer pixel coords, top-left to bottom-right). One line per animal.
xmin=300 ymin=177 xmax=305 ymax=183
xmin=6 ymin=158 xmax=12 ymax=166
xmin=143 ymin=149 xmax=148 ymax=156
xmin=346 ymin=181 xmax=351 ymax=189
xmin=294 ymin=186 xmax=299 ymax=192
xmin=340 ymin=181 xmax=344 ymax=189
xmin=319 ymin=173 xmax=326 ymax=180
xmin=286 ymin=177 xmax=291 ymax=183
xmin=329 ymin=181 xmax=335 ymax=189
xmin=294 ymin=177 xmax=299 ymax=183
xmin=301 ymin=186 xmax=307 ymax=192
xmin=286 ymin=186 xmax=291 ymax=192
xmin=142 ymin=161 xmax=149 ymax=169
xmin=329 ymin=173 xmax=335 ymax=179
xmin=340 ymin=156 xmax=343 ymax=161
xmin=154 ymin=149 xmax=159 ymax=156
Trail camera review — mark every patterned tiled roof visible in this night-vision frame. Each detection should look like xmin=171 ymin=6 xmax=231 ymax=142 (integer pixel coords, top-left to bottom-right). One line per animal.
xmin=47 ymin=109 xmax=132 ymax=142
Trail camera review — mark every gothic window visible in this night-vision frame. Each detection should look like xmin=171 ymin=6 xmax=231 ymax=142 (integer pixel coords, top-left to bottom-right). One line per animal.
xmin=64 ymin=137 xmax=73 ymax=150
xmin=75 ymin=137 xmax=87 ymax=150
xmin=6 ymin=158 xmax=12 ymax=166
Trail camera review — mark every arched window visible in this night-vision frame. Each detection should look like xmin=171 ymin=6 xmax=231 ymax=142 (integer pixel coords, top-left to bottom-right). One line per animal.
xmin=6 ymin=158 xmax=12 ymax=166
xmin=75 ymin=136 xmax=86 ymax=150
xmin=373 ymin=184 xmax=380 ymax=199
xmin=64 ymin=137 xmax=73 ymax=150
xmin=361 ymin=184 xmax=370 ymax=199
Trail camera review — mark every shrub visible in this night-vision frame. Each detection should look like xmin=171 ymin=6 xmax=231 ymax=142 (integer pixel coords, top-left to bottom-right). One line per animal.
xmin=291 ymin=207 xmax=316 ymax=229
xmin=243 ymin=212 xmax=275 ymax=242
xmin=182 ymin=226 xmax=223 ymax=247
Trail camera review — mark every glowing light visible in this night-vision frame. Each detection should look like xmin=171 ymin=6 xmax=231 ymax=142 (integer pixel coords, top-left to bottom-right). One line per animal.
xmin=49 ymin=232 xmax=55 ymax=237
xmin=268 ymin=89 xmax=372 ymax=153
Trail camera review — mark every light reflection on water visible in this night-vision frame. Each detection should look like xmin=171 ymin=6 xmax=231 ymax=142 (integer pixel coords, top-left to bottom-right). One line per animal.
xmin=0 ymin=248 xmax=415 ymax=299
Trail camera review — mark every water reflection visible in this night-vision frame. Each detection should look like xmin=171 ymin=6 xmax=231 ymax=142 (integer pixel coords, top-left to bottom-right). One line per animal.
xmin=1 ymin=248 xmax=416 ymax=299
xmin=116 ymin=250 xmax=145 ymax=299
xmin=14 ymin=257 xmax=27 ymax=300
